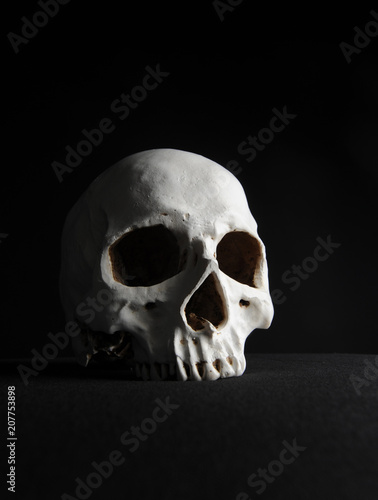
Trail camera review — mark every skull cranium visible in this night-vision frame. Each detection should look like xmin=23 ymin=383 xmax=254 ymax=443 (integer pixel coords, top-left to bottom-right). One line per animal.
xmin=60 ymin=149 xmax=274 ymax=380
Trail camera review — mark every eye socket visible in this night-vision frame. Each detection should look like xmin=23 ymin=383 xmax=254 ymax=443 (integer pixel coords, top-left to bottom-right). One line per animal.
xmin=109 ymin=225 xmax=185 ymax=287
xmin=216 ymin=231 xmax=262 ymax=287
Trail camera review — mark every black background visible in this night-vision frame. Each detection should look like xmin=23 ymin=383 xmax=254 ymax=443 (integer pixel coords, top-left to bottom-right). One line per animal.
xmin=2 ymin=1 xmax=378 ymax=359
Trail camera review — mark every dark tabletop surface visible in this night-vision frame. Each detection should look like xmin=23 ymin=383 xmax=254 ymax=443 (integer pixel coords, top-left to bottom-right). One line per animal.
xmin=1 ymin=353 xmax=378 ymax=500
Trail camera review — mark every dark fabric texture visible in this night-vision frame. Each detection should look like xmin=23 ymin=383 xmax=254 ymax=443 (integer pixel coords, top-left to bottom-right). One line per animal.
xmin=2 ymin=353 xmax=378 ymax=500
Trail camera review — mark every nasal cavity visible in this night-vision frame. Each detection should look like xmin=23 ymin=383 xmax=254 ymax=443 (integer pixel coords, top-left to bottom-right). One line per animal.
xmin=185 ymin=273 xmax=226 ymax=331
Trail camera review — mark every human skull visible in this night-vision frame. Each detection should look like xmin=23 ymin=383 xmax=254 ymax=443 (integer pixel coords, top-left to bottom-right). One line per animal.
xmin=60 ymin=149 xmax=274 ymax=381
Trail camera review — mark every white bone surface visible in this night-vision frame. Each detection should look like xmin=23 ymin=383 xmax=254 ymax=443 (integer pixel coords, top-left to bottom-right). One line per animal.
xmin=60 ymin=149 xmax=274 ymax=380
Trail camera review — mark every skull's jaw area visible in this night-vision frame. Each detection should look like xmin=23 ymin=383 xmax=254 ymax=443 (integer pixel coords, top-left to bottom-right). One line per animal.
xmin=175 ymin=353 xmax=246 ymax=381
xmin=71 ymin=326 xmax=134 ymax=367
xmin=71 ymin=324 xmax=180 ymax=381
xmin=173 ymin=324 xmax=248 ymax=381
xmin=70 ymin=324 xmax=247 ymax=381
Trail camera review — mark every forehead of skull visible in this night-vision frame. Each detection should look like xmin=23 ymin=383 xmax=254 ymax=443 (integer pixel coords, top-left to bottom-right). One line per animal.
xmin=86 ymin=149 xmax=257 ymax=235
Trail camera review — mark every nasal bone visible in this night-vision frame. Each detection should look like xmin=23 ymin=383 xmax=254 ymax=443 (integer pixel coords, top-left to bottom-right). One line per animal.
xmin=184 ymin=272 xmax=227 ymax=332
